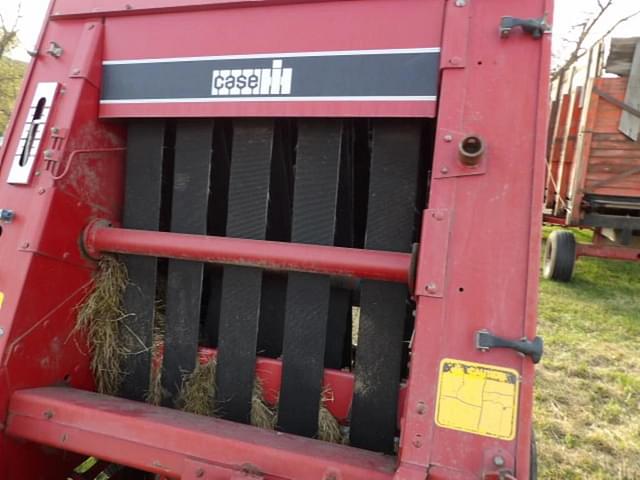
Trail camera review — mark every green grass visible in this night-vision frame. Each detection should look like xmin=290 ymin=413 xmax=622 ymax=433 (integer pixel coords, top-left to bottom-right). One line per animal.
xmin=536 ymin=227 xmax=640 ymax=479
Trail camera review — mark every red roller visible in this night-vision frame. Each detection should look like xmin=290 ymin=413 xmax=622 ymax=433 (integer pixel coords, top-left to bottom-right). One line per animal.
xmin=83 ymin=220 xmax=412 ymax=284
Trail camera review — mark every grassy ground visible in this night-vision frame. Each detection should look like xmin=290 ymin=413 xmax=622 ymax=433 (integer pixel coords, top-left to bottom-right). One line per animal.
xmin=535 ymin=228 xmax=640 ymax=479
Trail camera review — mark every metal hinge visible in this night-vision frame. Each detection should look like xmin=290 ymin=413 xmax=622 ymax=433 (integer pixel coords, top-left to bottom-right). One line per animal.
xmin=500 ymin=16 xmax=550 ymax=39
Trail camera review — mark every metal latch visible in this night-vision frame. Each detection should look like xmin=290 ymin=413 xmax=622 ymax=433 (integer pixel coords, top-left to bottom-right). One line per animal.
xmin=476 ymin=330 xmax=543 ymax=364
xmin=500 ymin=16 xmax=550 ymax=39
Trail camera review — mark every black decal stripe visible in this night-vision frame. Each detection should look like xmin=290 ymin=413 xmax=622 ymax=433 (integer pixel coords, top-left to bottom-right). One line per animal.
xmin=160 ymin=120 xmax=213 ymax=407
xmin=215 ymin=120 xmax=274 ymax=423
xmin=350 ymin=119 xmax=422 ymax=453
xmin=102 ymin=51 xmax=440 ymax=101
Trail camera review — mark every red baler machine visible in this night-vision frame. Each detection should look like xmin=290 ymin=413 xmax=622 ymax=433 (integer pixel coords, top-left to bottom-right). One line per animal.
xmin=0 ymin=1 xmax=551 ymax=479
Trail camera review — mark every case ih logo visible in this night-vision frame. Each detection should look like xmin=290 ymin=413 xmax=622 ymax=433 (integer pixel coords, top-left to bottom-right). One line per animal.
xmin=211 ymin=60 xmax=293 ymax=96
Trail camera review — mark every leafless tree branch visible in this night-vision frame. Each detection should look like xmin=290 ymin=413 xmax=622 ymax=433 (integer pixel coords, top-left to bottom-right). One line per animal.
xmin=0 ymin=3 xmax=22 ymax=58
xmin=552 ymin=2 xmax=640 ymax=82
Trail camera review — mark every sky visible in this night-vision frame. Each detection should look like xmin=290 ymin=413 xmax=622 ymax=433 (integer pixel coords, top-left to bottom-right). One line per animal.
xmin=0 ymin=0 xmax=639 ymax=62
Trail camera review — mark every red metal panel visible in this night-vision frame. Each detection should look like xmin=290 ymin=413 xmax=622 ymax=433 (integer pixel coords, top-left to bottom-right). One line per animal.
xmin=0 ymin=0 xmax=550 ymax=478
xmin=0 ymin=13 xmax=125 ymax=479
xmin=85 ymin=223 xmax=412 ymax=284
xmin=100 ymin=101 xmax=436 ymax=119
xmin=94 ymin=0 xmax=443 ymax=118
xmin=397 ymin=1 xmax=551 ymax=478
xmin=8 ymin=387 xmax=397 ymax=480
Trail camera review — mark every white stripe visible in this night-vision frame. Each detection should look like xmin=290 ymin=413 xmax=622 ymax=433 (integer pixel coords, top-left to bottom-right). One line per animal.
xmin=103 ymin=47 xmax=441 ymax=65
xmin=100 ymin=96 xmax=438 ymax=104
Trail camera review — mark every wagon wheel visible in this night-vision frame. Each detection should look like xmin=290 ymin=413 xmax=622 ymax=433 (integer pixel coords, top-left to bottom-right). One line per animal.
xmin=543 ymin=230 xmax=576 ymax=282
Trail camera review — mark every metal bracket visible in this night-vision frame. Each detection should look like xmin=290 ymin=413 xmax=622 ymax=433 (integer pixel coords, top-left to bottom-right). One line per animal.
xmin=476 ymin=330 xmax=543 ymax=364
xmin=69 ymin=22 xmax=104 ymax=88
xmin=46 ymin=41 xmax=64 ymax=58
xmin=434 ymin=130 xmax=487 ymax=178
xmin=414 ymin=209 xmax=450 ymax=298
xmin=183 ymin=459 xmax=265 ymax=480
xmin=500 ymin=16 xmax=550 ymax=39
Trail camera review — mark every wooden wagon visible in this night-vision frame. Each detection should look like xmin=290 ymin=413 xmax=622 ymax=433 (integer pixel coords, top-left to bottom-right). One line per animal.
xmin=544 ymin=38 xmax=640 ymax=281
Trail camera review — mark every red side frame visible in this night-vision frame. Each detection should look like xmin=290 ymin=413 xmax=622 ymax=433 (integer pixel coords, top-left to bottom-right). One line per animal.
xmin=0 ymin=1 xmax=552 ymax=479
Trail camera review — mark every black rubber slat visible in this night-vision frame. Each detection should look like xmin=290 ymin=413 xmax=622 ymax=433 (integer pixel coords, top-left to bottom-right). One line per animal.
xmin=350 ymin=120 xmax=422 ymax=453
xmin=119 ymin=120 xmax=167 ymax=402
xmin=278 ymin=119 xmax=343 ymax=438
xmin=160 ymin=120 xmax=214 ymax=407
xmin=204 ymin=120 xmax=232 ymax=348
xmin=325 ymin=122 xmax=354 ymax=369
xmin=215 ymin=120 xmax=274 ymax=423
xmin=257 ymin=120 xmax=294 ymax=358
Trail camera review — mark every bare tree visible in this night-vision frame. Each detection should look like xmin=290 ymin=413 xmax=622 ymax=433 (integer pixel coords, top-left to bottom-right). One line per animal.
xmin=0 ymin=4 xmax=21 ymax=58
xmin=552 ymin=0 xmax=640 ymax=81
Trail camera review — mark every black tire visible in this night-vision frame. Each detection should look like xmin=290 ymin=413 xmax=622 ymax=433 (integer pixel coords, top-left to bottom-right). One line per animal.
xmin=530 ymin=430 xmax=538 ymax=480
xmin=543 ymin=230 xmax=576 ymax=282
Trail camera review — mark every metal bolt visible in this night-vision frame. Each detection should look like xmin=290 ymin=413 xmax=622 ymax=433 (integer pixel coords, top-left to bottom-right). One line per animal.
xmin=195 ymin=468 xmax=204 ymax=478
xmin=44 ymin=149 xmax=54 ymax=160
xmin=0 ymin=327 xmax=4 ymax=337
xmin=433 ymin=211 xmax=444 ymax=221
xmin=43 ymin=410 xmax=54 ymax=420
xmin=455 ymin=0 xmax=467 ymax=6
xmin=493 ymin=455 xmax=505 ymax=467
xmin=0 ymin=209 xmax=15 ymax=223
xmin=443 ymin=134 xmax=453 ymax=143
xmin=416 ymin=401 xmax=426 ymax=415
xmin=38 ymin=188 xmax=46 ymax=195
xmin=449 ymin=56 xmax=462 ymax=66
xmin=440 ymin=166 xmax=449 ymax=174
xmin=21 ymin=241 xmax=30 ymax=249
xmin=72 ymin=68 xmax=81 ymax=75
xmin=425 ymin=282 xmax=437 ymax=293
xmin=51 ymin=126 xmax=60 ymax=135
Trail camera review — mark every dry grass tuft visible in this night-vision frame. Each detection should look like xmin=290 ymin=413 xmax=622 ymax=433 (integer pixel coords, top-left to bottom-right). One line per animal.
xmin=179 ymin=359 xmax=217 ymax=416
xmin=317 ymin=388 xmax=344 ymax=444
xmin=251 ymin=379 xmax=277 ymax=430
xmin=78 ymin=258 xmax=343 ymax=443
xmin=76 ymin=256 xmax=128 ymax=395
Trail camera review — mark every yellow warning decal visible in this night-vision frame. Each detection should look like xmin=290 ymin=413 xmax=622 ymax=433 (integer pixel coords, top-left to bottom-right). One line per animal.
xmin=435 ymin=358 xmax=520 ymax=441
xmin=0 ymin=292 xmax=4 ymax=310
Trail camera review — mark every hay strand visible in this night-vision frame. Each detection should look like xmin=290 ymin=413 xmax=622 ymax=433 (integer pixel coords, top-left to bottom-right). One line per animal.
xmin=317 ymin=388 xmax=344 ymax=444
xmin=77 ymin=257 xmax=342 ymax=443
xmin=251 ymin=379 xmax=277 ymax=430
xmin=76 ymin=256 xmax=128 ymax=395
xmin=179 ymin=359 xmax=217 ymax=416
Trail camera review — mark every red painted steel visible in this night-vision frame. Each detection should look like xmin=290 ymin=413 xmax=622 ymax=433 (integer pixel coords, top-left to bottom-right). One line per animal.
xmin=153 ymin=346 xmax=408 ymax=426
xmin=7 ymin=387 xmax=397 ymax=480
xmin=84 ymin=223 xmax=412 ymax=284
xmin=95 ymin=0 xmax=443 ymax=118
xmin=0 ymin=0 xmax=551 ymax=478
xmin=576 ymin=243 xmax=640 ymax=261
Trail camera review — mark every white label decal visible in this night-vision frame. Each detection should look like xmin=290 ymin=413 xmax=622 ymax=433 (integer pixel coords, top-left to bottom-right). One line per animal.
xmin=211 ymin=60 xmax=293 ymax=97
